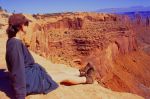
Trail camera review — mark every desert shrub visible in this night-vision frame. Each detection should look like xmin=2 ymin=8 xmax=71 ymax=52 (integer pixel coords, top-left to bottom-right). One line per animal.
xmin=1 ymin=13 xmax=9 ymax=18
xmin=135 ymin=13 xmax=142 ymax=25
xmin=0 ymin=23 xmax=4 ymax=29
xmin=0 ymin=6 xmax=2 ymax=10
xmin=146 ymin=16 xmax=149 ymax=26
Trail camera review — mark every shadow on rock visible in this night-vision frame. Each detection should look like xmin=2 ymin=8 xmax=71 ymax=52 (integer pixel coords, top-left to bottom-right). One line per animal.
xmin=0 ymin=69 xmax=15 ymax=99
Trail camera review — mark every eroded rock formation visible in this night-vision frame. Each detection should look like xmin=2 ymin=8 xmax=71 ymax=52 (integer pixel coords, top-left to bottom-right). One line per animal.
xmin=25 ymin=12 xmax=138 ymax=64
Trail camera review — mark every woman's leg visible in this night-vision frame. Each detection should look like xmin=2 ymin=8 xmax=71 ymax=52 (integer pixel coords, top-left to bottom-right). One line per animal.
xmin=49 ymin=72 xmax=86 ymax=85
xmin=60 ymin=69 xmax=80 ymax=76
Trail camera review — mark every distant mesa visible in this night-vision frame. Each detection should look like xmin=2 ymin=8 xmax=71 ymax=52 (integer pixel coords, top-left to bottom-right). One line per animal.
xmin=96 ymin=6 xmax=150 ymax=13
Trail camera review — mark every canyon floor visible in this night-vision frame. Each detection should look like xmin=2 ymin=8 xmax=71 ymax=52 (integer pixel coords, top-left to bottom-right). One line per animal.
xmin=0 ymin=35 xmax=144 ymax=99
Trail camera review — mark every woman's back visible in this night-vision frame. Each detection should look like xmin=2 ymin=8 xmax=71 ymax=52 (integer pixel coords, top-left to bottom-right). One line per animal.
xmin=6 ymin=37 xmax=35 ymax=71
xmin=6 ymin=37 xmax=27 ymax=99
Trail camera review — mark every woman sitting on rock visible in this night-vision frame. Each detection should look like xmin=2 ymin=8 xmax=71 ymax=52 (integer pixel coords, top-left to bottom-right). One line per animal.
xmin=5 ymin=14 xmax=95 ymax=99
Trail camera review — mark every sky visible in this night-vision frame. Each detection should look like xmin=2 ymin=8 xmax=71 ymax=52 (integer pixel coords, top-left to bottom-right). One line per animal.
xmin=0 ymin=0 xmax=150 ymax=14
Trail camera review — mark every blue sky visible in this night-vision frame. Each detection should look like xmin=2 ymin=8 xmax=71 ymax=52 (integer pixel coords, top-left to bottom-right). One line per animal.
xmin=0 ymin=0 xmax=150 ymax=14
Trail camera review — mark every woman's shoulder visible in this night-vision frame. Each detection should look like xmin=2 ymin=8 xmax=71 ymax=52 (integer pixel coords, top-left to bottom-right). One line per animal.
xmin=7 ymin=37 xmax=22 ymax=46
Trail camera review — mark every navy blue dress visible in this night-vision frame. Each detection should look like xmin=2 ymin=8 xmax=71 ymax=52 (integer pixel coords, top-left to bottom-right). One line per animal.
xmin=5 ymin=37 xmax=58 ymax=99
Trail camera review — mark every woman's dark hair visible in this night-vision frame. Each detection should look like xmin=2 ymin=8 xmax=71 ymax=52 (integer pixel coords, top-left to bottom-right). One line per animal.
xmin=6 ymin=14 xmax=30 ymax=38
xmin=6 ymin=24 xmax=23 ymax=38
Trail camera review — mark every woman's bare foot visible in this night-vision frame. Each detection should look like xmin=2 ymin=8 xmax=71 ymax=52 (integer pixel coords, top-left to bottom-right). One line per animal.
xmin=85 ymin=66 xmax=95 ymax=84
xmin=79 ymin=62 xmax=94 ymax=77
